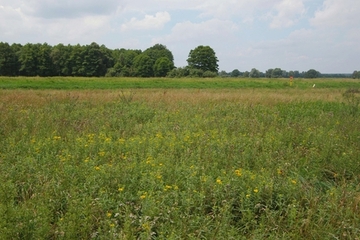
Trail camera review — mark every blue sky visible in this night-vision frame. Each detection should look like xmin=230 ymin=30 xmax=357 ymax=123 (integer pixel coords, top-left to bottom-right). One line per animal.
xmin=0 ymin=0 xmax=359 ymax=73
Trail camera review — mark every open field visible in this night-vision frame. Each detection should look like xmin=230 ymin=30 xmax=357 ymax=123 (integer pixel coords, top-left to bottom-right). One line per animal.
xmin=0 ymin=79 xmax=360 ymax=239
xmin=1 ymin=76 xmax=360 ymax=90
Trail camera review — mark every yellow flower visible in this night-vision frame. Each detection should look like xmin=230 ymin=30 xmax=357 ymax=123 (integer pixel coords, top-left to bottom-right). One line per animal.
xmin=140 ymin=192 xmax=147 ymax=199
xmin=106 ymin=212 xmax=112 ymax=218
xmin=109 ymin=223 xmax=115 ymax=228
xmin=291 ymin=180 xmax=297 ymax=184
xmin=216 ymin=178 xmax=222 ymax=185
xmin=253 ymin=188 xmax=259 ymax=193
xmin=94 ymin=166 xmax=100 ymax=170
xmin=234 ymin=169 xmax=242 ymax=177
xmin=246 ymin=194 xmax=251 ymax=198
xmin=98 ymin=151 xmax=106 ymax=157
xmin=118 ymin=187 xmax=124 ymax=192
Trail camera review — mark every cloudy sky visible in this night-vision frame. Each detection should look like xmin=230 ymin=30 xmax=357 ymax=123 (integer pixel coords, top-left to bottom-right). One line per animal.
xmin=1 ymin=0 xmax=359 ymax=73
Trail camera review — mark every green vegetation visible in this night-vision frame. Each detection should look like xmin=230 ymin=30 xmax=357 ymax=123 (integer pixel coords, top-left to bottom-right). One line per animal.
xmin=0 ymin=77 xmax=359 ymax=90
xmin=0 ymin=83 xmax=359 ymax=239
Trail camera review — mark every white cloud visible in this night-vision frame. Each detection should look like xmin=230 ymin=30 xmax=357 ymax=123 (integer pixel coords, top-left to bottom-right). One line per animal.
xmin=0 ymin=2 xmax=112 ymax=44
xmin=268 ymin=0 xmax=306 ymax=29
xmin=22 ymin=0 xmax=123 ymax=19
xmin=153 ymin=18 xmax=238 ymax=67
xmin=1 ymin=0 xmax=359 ymax=73
xmin=121 ymin=11 xmax=171 ymax=31
xmin=310 ymin=0 xmax=360 ymax=28
xmin=161 ymin=18 xmax=237 ymax=43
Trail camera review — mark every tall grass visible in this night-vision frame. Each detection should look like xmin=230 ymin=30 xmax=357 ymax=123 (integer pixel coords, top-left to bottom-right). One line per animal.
xmin=0 ymin=89 xmax=359 ymax=239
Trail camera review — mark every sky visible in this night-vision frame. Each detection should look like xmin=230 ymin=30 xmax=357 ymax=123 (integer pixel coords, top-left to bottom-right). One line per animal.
xmin=0 ymin=0 xmax=359 ymax=73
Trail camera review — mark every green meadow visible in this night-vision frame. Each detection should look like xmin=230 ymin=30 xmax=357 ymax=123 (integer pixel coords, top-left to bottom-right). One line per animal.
xmin=0 ymin=78 xmax=359 ymax=239
xmin=1 ymin=76 xmax=359 ymax=89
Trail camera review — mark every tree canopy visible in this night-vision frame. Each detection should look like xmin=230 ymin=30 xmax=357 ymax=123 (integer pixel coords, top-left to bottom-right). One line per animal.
xmin=187 ymin=45 xmax=219 ymax=73
xmin=304 ymin=69 xmax=320 ymax=78
xmin=0 ymin=41 xmax=355 ymax=78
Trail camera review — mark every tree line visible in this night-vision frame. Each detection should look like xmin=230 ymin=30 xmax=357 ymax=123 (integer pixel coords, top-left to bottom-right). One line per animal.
xmin=0 ymin=41 xmax=357 ymax=78
xmin=0 ymin=42 xmax=220 ymax=78
xmin=220 ymin=68 xmax=353 ymax=79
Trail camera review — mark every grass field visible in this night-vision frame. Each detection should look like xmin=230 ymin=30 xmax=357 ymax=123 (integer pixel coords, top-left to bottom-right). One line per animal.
xmin=1 ymin=76 xmax=360 ymax=90
xmin=0 ymin=78 xmax=360 ymax=239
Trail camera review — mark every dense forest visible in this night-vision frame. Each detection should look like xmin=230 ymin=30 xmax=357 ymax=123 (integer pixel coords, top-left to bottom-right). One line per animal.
xmin=0 ymin=42 xmax=177 ymax=78
xmin=0 ymin=42 xmax=358 ymax=78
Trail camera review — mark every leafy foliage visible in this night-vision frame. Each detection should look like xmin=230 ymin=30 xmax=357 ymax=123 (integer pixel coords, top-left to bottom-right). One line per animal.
xmin=305 ymin=69 xmax=320 ymax=78
xmin=187 ymin=45 xmax=219 ymax=73
xmin=153 ymin=57 xmax=174 ymax=77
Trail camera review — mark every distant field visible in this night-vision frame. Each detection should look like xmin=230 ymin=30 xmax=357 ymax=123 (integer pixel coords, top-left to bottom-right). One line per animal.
xmin=0 ymin=76 xmax=359 ymax=89
xmin=0 ymin=80 xmax=359 ymax=239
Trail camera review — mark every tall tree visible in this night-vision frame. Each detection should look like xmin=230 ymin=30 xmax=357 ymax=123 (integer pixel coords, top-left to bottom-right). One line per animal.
xmin=153 ymin=57 xmax=174 ymax=77
xmin=115 ymin=49 xmax=142 ymax=76
xmin=81 ymin=42 xmax=112 ymax=77
xmin=231 ymin=69 xmax=241 ymax=77
xmin=133 ymin=53 xmax=154 ymax=77
xmin=51 ymin=43 xmax=72 ymax=76
xmin=249 ymin=68 xmax=260 ymax=78
xmin=305 ymin=69 xmax=320 ymax=78
xmin=144 ymin=44 xmax=174 ymax=63
xmin=352 ymin=71 xmax=360 ymax=79
xmin=19 ymin=43 xmax=40 ymax=76
xmin=38 ymin=43 xmax=54 ymax=76
xmin=187 ymin=45 xmax=219 ymax=73
xmin=271 ymin=68 xmax=283 ymax=78
xmin=265 ymin=69 xmax=273 ymax=78
xmin=0 ymin=42 xmax=20 ymax=76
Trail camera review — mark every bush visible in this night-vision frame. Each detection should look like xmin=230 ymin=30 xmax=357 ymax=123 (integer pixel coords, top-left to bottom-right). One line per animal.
xmin=203 ymin=70 xmax=217 ymax=78
xmin=188 ymin=68 xmax=204 ymax=78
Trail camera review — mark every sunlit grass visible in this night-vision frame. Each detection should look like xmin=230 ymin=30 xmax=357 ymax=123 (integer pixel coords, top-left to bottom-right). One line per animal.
xmin=0 ymin=76 xmax=359 ymax=90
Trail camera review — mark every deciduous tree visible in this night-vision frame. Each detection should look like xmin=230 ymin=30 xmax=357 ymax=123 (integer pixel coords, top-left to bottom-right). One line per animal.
xmin=187 ymin=45 xmax=219 ymax=73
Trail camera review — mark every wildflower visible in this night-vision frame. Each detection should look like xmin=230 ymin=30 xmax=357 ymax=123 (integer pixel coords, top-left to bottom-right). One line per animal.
xmin=109 ymin=223 xmax=115 ymax=228
xmin=98 ymin=151 xmax=106 ymax=157
xmin=253 ymin=188 xmax=259 ymax=193
xmin=53 ymin=136 xmax=61 ymax=140
xmin=118 ymin=187 xmax=124 ymax=192
xmin=140 ymin=193 xmax=147 ymax=199
xmin=164 ymin=185 xmax=172 ymax=191
xmin=94 ymin=166 xmax=100 ymax=171
xmin=291 ymin=180 xmax=297 ymax=184
xmin=235 ymin=169 xmax=242 ymax=177
xmin=246 ymin=194 xmax=251 ymax=198
xmin=142 ymin=222 xmax=151 ymax=231
xmin=106 ymin=212 xmax=112 ymax=218
xmin=216 ymin=178 xmax=223 ymax=185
